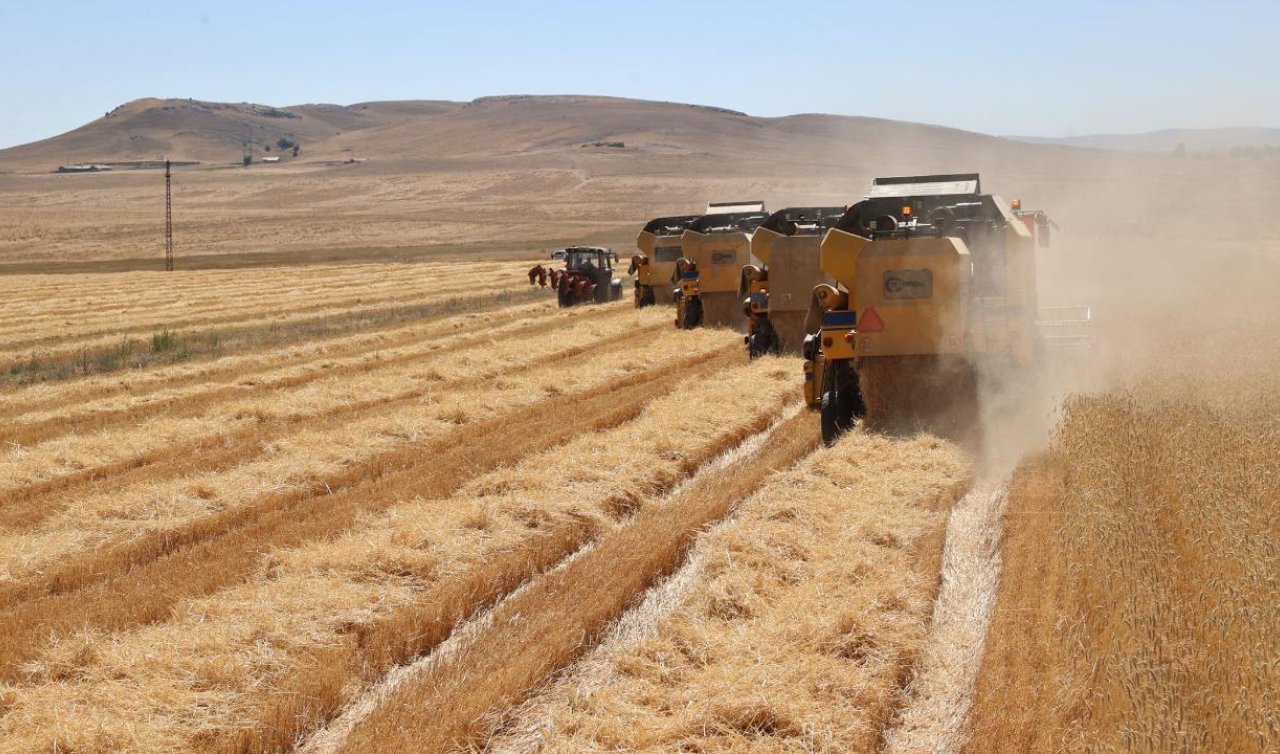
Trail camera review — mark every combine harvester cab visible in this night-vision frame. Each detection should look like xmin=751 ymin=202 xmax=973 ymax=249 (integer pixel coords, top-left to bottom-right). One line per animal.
xmin=632 ymin=214 xmax=702 ymax=307
xmin=743 ymin=206 xmax=843 ymax=358
xmin=674 ymin=201 xmax=768 ymax=330
xmin=529 ymin=246 xmax=624 ymax=307
xmin=805 ymin=173 xmax=1075 ymax=444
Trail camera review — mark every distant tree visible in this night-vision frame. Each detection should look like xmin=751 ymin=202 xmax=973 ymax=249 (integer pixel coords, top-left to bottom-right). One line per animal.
xmin=242 ymin=154 xmax=252 ymax=168
xmin=292 ymin=145 xmax=300 ymax=158
xmin=264 ymin=145 xmax=271 ymax=152
xmin=277 ymin=137 xmax=297 ymax=151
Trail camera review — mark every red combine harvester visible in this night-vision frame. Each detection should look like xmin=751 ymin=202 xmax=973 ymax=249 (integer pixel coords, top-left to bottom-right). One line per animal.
xmin=529 ymin=246 xmax=624 ymax=307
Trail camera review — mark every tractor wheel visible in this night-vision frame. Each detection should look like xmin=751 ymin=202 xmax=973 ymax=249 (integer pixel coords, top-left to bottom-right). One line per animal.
xmin=748 ymin=315 xmax=781 ymax=359
xmin=820 ymin=359 xmax=862 ymax=446
xmin=636 ymin=285 xmax=655 ymax=308
xmin=557 ymin=288 xmax=574 ymax=308
xmin=680 ymin=296 xmax=704 ymax=330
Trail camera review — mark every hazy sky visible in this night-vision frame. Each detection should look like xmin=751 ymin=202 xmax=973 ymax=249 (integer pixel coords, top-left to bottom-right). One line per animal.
xmin=0 ymin=0 xmax=1274 ymax=149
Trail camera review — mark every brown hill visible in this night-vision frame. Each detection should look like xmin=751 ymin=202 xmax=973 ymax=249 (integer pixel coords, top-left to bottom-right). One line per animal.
xmin=0 ymin=94 xmax=1276 ymax=276
xmin=0 ymin=95 xmax=1052 ymax=172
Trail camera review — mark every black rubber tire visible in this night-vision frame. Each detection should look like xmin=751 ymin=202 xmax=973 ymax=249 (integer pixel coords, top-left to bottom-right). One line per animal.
xmin=748 ymin=315 xmax=781 ymax=359
xmin=557 ymin=288 xmax=574 ymax=308
xmin=636 ymin=285 xmax=655 ymax=308
xmin=820 ymin=360 xmax=861 ymax=445
xmin=680 ymin=296 xmax=704 ymax=330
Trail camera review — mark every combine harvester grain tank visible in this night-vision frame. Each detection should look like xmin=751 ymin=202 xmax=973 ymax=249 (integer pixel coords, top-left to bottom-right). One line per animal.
xmin=632 ymin=214 xmax=702 ymax=307
xmin=803 ymin=173 xmax=1089 ymax=444
xmin=742 ymin=206 xmax=843 ymax=358
xmin=673 ymin=201 xmax=769 ymax=330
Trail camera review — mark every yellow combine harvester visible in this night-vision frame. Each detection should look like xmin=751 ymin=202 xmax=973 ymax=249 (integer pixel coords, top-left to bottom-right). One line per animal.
xmin=631 ymin=214 xmax=701 ymax=307
xmin=742 ymin=206 xmax=843 ymax=357
xmin=805 ymin=173 xmax=1063 ymax=443
xmin=674 ymin=201 xmax=768 ymax=330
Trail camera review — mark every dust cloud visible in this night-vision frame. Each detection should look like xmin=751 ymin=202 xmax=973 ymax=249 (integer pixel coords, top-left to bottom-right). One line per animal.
xmin=957 ymin=146 xmax=1280 ymax=473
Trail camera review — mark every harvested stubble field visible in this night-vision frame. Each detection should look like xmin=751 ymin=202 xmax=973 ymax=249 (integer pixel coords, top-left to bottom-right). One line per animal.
xmin=2 ymin=249 xmax=1276 ymax=754
xmin=0 ymin=255 xmax=974 ymax=754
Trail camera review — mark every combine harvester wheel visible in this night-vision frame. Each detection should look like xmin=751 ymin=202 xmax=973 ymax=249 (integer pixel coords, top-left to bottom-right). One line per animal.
xmin=747 ymin=315 xmax=780 ymax=359
xmin=820 ymin=359 xmax=864 ymax=445
xmin=680 ymin=297 xmax=704 ymax=329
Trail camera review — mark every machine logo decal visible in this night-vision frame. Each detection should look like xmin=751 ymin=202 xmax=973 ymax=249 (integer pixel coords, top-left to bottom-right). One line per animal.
xmin=883 ymin=269 xmax=933 ymax=299
xmin=711 ymin=250 xmax=737 ymax=264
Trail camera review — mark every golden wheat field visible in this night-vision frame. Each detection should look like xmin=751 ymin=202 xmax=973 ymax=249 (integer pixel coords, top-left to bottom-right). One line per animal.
xmin=0 ymin=249 xmax=1276 ymax=754
xmin=0 ymin=256 xmax=951 ymax=753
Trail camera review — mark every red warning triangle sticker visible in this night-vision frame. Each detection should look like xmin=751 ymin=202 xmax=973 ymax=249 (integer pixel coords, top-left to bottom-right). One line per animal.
xmin=859 ymin=307 xmax=884 ymax=333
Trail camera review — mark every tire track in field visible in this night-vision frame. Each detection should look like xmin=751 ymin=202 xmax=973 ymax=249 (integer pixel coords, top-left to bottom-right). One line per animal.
xmin=310 ymin=407 xmax=817 ymax=754
xmin=0 ymin=300 xmax=564 ymax=447
xmin=218 ymin=375 xmax=797 ymax=754
xmin=0 ymin=311 xmax=657 ymax=531
xmin=879 ymin=478 xmax=1010 ymax=754
xmin=0 ymin=347 xmax=741 ymax=681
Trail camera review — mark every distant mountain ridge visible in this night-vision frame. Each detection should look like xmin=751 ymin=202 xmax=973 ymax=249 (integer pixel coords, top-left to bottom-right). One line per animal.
xmin=0 ymin=95 xmax=1045 ymax=172
xmin=1008 ymin=127 xmax=1280 ymax=153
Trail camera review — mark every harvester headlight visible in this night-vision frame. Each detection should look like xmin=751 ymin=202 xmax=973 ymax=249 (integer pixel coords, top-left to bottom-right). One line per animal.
xmin=1011 ymin=198 xmax=1022 ymax=210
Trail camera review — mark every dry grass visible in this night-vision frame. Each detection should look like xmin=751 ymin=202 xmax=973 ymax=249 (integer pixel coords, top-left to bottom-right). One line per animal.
xmin=0 ymin=303 xmax=642 ymax=501
xmin=881 ymin=479 xmax=1009 ymax=754
xmin=0 ymin=356 xmax=797 ymax=753
xmin=0 ymin=318 xmax=712 ymax=600
xmin=331 ymin=405 xmax=819 ymax=754
xmin=0 ymin=345 xmax=741 ymax=681
xmin=968 ymin=377 xmax=1280 ymax=753
xmin=0 ymin=260 xmax=532 ymax=369
xmin=0 ymin=312 xmax=660 ymax=583
xmin=0 ymin=298 xmax=560 ymax=443
xmin=480 ymin=427 xmax=971 ymax=753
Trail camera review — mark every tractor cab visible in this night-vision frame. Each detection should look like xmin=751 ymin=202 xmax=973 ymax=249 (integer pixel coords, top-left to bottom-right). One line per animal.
xmin=565 ymin=246 xmax=615 ymax=274
xmin=528 ymin=245 xmax=624 ymax=307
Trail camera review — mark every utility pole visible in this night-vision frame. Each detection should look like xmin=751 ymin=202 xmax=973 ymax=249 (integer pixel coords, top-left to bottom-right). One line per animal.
xmin=164 ymin=159 xmax=174 ymax=271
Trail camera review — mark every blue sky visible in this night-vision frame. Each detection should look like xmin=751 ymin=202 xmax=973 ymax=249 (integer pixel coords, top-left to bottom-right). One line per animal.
xmin=0 ymin=0 xmax=1274 ymax=149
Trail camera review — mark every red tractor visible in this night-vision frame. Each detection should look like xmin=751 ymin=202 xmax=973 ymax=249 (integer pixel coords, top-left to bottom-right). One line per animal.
xmin=529 ymin=246 xmax=624 ymax=307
